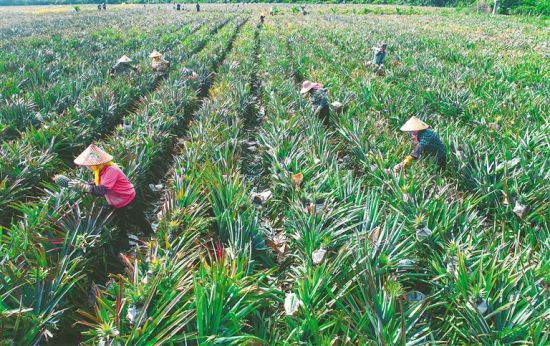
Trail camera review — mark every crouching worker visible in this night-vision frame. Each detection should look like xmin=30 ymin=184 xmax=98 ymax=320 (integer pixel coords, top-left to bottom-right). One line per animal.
xmin=150 ymin=50 xmax=170 ymax=74
xmin=57 ymin=144 xmax=153 ymax=253
xmin=372 ymin=43 xmax=387 ymax=66
xmin=301 ymin=80 xmax=330 ymax=125
xmin=370 ymin=43 xmax=387 ymax=76
xmin=110 ymin=55 xmax=139 ymax=76
xmin=393 ymin=116 xmax=447 ymax=173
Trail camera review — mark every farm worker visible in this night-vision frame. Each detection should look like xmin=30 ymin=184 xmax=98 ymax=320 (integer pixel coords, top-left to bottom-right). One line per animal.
xmin=110 ymin=55 xmax=139 ymax=76
xmin=393 ymin=116 xmax=447 ymax=172
xmin=301 ymin=80 xmax=330 ymax=125
xmin=269 ymin=6 xmax=274 ymax=15
xmin=301 ymin=5 xmax=307 ymax=15
xmin=97 ymin=4 xmax=101 ymax=11
xmin=150 ymin=50 xmax=170 ymax=74
xmin=260 ymin=12 xmax=266 ymax=24
xmin=67 ymin=144 xmax=153 ymax=251
xmin=102 ymin=3 xmax=106 ymax=10
xmin=196 ymin=3 xmax=200 ymax=12
xmin=372 ymin=43 xmax=387 ymax=66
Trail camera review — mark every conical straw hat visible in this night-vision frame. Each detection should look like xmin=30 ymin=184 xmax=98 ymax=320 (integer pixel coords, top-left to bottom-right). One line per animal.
xmin=149 ymin=50 xmax=162 ymax=58
xmin=74 ymin=144 xmax=113 ymax=166
xmin=118 ymin=55 xmax=132 ymax=63
xmin=400 ymin=116 xmax=429 ymax=132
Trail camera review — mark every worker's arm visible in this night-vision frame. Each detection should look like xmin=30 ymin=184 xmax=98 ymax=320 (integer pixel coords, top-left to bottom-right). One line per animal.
xmin=410 ymin=143 xmax=425 ymax=160
xmin=314 ymin=105 xmax=322 ymax=116
xmin=67 ymin=180 xmax=91 ymax=193
xmin=88 ymin=184 xmax=108 ymax=196
xmin=393 ymin=139 xmax=426 ymax=172
xmin=393 ymin=155 xmax=415 ymax=173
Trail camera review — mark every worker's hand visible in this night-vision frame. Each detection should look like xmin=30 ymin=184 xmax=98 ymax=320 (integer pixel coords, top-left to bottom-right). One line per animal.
xmin=393 ymin=163 xmax=404 ymax=173
xmin=394 ymin=156 xmax=414 ymax=173
xmin=314 ymin=106 xmax=322 ymax=116
xmin=68 ymin=180 xmax=91 ymax=193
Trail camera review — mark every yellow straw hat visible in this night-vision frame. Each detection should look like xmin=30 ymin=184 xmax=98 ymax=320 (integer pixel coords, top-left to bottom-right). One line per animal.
xmin=74 ymin=144 xmax=113 ymax=166
xmin=118 ymin=55 xmax=132 ymax=63
xmin=149 ymin=50 xmax=162 ymax=58
xmin=400 ymin=116 xmax=430 ymax=132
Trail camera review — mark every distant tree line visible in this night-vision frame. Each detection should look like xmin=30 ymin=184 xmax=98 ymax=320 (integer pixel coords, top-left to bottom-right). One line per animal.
xmin=1 ymin=0 xmax=547 ymax=16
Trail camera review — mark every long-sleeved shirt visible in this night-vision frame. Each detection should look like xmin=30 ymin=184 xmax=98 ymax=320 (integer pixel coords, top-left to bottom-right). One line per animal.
xmin=372 ymin=47 xmax=386 ymax=66
xmin=410 ymin=129 xmax=446 ymax=161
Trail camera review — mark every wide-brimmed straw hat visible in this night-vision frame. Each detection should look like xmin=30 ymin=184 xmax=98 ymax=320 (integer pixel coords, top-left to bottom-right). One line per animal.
xmin=300 ymin=80 xmax=323 ymax=94
xmin=118 ymin=55 xmax=132 ymax=63
xmin=149 ymin=50 xmax=162 ymax=58
xmin=74 ymin=143 xmax=113 ymax=166
xmin=400 ymin=116 xmax=430 ymax=132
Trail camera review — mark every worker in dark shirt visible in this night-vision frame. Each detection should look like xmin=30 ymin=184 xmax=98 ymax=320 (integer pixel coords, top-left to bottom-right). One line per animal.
xmin=372 ymin=43 xmax=387 ymax=66
xmin=301 ymin=80 xmax=331 ymax=125
xmin=394 ymin=116 xmax=447 ymax=172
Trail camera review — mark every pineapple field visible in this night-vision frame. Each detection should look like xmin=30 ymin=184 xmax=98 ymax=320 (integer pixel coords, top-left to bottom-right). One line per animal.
xmin=0 ymin=4 xmax=548 ymax=345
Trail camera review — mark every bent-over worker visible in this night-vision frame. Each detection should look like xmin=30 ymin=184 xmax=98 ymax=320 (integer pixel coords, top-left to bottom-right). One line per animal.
xmin=150 ymin=50 xmax=170 ymax=74
xmin=301 ymin=80 xmax=330 ymax=125
xmin=110 ymin=55 xmax=139 ymax=76
xmin=372 ymin=43 xmax=387 ymax=67
xmin=61 ymin=144 xmax=153 ymax=252
xmin=260 ymin=12 xmax=266 ymax=24
xmin=393 ymin=116 xmax=447 ymax=172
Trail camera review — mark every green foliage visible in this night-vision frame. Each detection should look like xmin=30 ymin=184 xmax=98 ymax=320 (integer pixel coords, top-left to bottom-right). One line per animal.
xmin=0 ymin=0 xmax=546 ymax=17
xmin=0 ymin=4 xmax=547 ymax=345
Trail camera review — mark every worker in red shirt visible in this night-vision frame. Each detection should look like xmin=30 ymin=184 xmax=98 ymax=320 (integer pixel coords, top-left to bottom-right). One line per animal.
xmin=56 ymin=144 xmax=153 ymax=253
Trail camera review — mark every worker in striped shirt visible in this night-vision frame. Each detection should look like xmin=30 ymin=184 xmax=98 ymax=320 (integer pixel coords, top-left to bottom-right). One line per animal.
xmin=394 ymin=116 xmax=447 ymax=172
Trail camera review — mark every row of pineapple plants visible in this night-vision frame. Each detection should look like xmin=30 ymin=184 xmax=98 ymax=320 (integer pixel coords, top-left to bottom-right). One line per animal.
xmin=0 ymin=16 xmax=242 ymax=345
xmin=75 ymin=19 xmax=277 ymax=344
xmin=0 ymin=10 xmax=180 ymax=99
xmin=287 ymin=14 xmax=547 ymax=245
xmin=0 ymin=16 xmax=217 ymax=226
xmin=275 ymin=16 xmax=547 ymax=344
xmin=0 ymin=7 xmax=156 ymax=40
xmin=0 ymin=8 xmax=546 ymax=345
xmin=315 ymin=13 xmax=547 ymax=222
xmin=0 ymin=14 xmax=199 ymax=142
xmin=234 ymin=22 xmax=426 ymax=343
